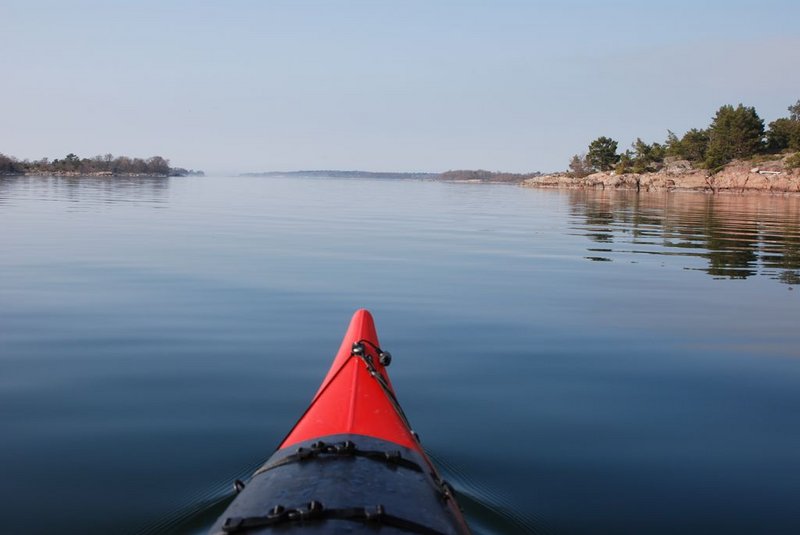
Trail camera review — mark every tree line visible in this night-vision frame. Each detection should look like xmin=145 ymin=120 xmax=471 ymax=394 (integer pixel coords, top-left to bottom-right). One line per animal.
xmin=0 ymin=152 xmax=202 ymax=177
xmin=569 ymin=99 xmax=800 ymax=177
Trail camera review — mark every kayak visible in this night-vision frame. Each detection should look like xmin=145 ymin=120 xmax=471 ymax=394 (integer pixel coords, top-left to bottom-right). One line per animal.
xmin=210 ymin=309 xmax=472 ymax=535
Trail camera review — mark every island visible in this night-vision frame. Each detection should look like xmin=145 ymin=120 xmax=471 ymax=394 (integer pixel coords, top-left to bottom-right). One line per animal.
xmin=0 ymin=152 xmax=203 ymax=177
xmin=524 ymin=100 xmax=800 ymax=194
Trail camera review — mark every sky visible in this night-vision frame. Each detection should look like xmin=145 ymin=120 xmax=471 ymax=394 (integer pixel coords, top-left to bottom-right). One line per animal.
xmin=2 ymin=0 xmax=799 ymax=174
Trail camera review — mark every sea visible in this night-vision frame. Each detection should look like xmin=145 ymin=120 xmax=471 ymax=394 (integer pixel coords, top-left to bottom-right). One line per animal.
xmin=1 ymin=174 xmax=799 ymax=534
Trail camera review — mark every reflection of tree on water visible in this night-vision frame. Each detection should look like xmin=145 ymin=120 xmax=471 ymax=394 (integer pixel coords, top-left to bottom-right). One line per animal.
xmin=760 ymin=220 xmax=800 ymax=285
xmin=581 ymin=202 xmax=615 ymax=243
xmin=568 ymin=190 xmax=800 ymax=284
xmin=699 ymin=197 xmax=759 ymax=279
xmin=778 ymin=270 xmax=800 ymax=285
xmin=570 ymin=190 xmax=668 ymax=246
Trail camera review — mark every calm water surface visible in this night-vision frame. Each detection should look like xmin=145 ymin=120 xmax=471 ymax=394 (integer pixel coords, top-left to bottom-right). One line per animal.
xmin=1 ymin=175 xmax=799 ymax=534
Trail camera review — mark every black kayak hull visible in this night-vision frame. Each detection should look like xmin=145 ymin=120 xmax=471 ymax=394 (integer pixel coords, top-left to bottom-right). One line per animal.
xmin=210 ymin=434 xmax=469 ymax=535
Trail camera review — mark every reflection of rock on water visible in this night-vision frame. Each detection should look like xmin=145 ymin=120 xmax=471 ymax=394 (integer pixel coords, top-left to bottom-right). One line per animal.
xmin=567 ymin=189 xmax=800 ymax=284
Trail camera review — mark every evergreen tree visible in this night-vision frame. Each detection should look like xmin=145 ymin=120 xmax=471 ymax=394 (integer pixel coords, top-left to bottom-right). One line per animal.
xmin=587 ymin=136 xmax=619 ymax=171
xmin=704 ymin=104 xmax=764 ymax=169
xmin=679 ymin=129 xmax=710 ymax=162
xmin=766 ymin=99 xmax=800 ymax=152
xmin=630 ymin=138 xmax=666 ymax=173
xmin=665 ymin=130 xmax=681 ymax=156
xmin=767 ymin=118 xmax=800 ymax=152
xmin=615 ymin=150 xmax=633 ymax=174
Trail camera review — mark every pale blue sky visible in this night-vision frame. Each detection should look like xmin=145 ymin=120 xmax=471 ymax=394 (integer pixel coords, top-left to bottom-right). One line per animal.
xmin=2 ymin=0 xmax=799 ymax=174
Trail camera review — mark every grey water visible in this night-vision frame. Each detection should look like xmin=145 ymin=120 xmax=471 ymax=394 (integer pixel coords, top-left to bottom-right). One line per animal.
xmin=1 ymin=175 xmax=799 ymax=534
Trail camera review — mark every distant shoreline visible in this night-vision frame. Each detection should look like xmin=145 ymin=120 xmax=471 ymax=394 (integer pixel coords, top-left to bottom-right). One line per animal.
xmin=0 ymin=152 xmax=204 ymax=178
xmin=240 ymin=170 xmax=439 ymax=180
xmin=1 ymin=171 xmax=204 ymax=178
xmin=241 ymin=169 xmax=542 ymax=184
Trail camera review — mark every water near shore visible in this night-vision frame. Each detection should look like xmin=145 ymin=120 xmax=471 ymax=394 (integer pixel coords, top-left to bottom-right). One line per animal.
xmin=1 ymin=175 xmax=799 ymax=534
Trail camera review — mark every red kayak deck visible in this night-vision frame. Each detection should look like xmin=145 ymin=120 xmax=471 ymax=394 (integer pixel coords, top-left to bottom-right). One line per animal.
xmin=280 ymin=309 xmax=419 ymax=451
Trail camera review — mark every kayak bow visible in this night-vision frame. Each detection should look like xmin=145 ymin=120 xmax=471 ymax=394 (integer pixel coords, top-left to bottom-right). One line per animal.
xmin=210 ymin=309 xmax=471 ymax=535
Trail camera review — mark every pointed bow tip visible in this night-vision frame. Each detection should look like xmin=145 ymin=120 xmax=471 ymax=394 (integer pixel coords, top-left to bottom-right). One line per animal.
xmin=347 ymin=309 xmax=379 ymax=345
xmin=351 ymin=308 xmax=374 ymax=322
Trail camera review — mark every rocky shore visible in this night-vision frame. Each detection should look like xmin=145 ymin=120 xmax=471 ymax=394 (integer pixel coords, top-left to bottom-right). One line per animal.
xmin=523 ymin=154 xmax=800 ymax=195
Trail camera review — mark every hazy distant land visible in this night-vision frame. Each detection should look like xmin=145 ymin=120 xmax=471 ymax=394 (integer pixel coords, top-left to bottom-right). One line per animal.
xmin=241 ymin=170 xmax=439 ymax=180
xmin=241 ymin=169 xmax=543 ymax=184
